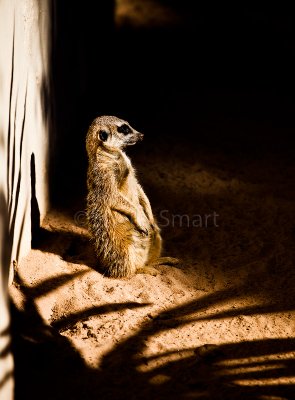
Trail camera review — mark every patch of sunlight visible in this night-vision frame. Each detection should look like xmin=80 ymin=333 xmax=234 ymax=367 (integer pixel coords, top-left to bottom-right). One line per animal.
xmin=216 ymin=352 xmax=295 ymax=367
xmin=233 ymin=378 xmax=295 ymax=386
xmin=136 ymin=348 xmax=194 ymax=373
xmin=217 ymin=363 xmax=285 ymax=376
xmin=115 ymin=0 xmax=182 ymax=28
xmin=149 ymin=374 xmax=171 ymax=385
xmin=259 ymin=395 xmax=288 ymax=400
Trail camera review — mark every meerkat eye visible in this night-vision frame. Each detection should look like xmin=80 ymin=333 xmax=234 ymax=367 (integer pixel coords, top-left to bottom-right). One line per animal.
xmin=117 ymin=124 xmax=132 ymax=135
xmin=99 ymin=130 xmax=108 ymax=142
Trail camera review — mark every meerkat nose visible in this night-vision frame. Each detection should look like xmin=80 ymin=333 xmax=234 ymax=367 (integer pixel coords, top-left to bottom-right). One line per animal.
xmin=138 ymin=133 xmax=144 ymax=140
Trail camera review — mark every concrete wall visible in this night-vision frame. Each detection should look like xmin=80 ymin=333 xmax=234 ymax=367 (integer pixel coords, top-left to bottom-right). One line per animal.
xmin=0 ymin=0 xmax=52 ymax=398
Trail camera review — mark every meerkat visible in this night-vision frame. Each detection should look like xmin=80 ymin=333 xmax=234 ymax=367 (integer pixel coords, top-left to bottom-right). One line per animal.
xmin=86 ymin=115 xmax=178 ymax=278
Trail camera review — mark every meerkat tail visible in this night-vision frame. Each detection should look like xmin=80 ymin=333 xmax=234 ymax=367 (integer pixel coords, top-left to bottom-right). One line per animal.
xmin=151 ymin=257 xmax=180 ymax=266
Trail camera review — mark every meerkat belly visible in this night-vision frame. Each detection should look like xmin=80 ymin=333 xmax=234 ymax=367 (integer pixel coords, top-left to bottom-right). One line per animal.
xmin=120 ymin=172 xmax=141 ymax=205
xmin=117 ymin=172 xmax=150 ymax=254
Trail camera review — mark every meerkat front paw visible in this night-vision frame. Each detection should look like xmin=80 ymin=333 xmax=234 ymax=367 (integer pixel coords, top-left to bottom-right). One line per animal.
xmin=135 ymin=213 xmax=150 ymax=236
xmin=132 ymin=222 xmax=149 ymax=236
xmin=132 ymin=220 xmax=149 ymax=236
xmin=139 ymin=228 xmax=149 ymax=236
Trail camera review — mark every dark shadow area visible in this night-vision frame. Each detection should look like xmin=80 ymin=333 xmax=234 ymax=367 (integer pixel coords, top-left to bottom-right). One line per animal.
xmin=50 ymin=1 xmax=295 ymax=207
xmin=11 ymin=300 xmax=86 ymax=400
xmin=50 ymin=0 xmax=115 ymax=205
xmin=30 ymin=153 xmax=41 ymax=248
xmin=36 ymin=227 xmax=97 ymax=268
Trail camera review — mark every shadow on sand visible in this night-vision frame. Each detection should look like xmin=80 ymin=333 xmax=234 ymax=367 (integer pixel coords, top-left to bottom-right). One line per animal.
xmin=11 ymin=272 xmax=295 ymax=400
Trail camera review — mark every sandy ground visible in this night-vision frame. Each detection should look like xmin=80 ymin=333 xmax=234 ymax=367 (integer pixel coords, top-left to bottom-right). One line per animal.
xmin=10 ymin=133 xmax=295 ymax=399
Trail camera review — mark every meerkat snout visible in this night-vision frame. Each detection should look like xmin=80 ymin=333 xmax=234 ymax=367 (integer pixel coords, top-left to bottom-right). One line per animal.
xmin=124 ymin=131 xmax=144 ymax=146
xmin=117 ymin=123 xmax=143 ymax=147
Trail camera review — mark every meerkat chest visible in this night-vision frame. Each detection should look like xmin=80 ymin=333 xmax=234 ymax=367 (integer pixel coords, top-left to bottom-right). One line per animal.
xmin=115 ymin=153 xmax=139 ymax=199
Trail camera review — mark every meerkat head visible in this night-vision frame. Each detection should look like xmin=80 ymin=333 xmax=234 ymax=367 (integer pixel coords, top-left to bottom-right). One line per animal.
xmin=86 ymin=115 xmax=143 ymax=157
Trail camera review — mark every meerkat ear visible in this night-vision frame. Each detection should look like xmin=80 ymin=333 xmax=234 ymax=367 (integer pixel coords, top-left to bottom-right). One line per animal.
xmin=99 ymin=130 xmax=108 ymax=142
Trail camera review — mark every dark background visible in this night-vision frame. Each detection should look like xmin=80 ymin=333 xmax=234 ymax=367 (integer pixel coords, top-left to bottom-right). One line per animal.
xmin=51 ymin=1 xmax=295 ymax=205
